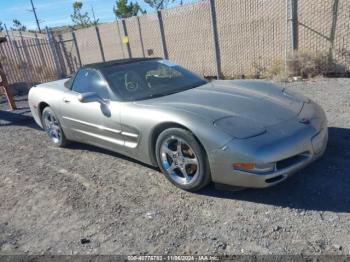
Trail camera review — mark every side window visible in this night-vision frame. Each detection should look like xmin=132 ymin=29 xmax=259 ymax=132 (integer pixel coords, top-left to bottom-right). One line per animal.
xmin=72 ymin=69 xmax=109 ymax=99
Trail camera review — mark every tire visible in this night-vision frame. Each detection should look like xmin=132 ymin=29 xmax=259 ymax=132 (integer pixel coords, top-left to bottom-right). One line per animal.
xmin=155 ymin=128 xmax=211 ymax=191
xmin=41 ymin=106 xmax=69 ymax=147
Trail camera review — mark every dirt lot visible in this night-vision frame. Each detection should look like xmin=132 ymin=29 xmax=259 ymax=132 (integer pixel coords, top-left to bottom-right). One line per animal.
xmin=0 ymin=78 xmax=349 ymax=255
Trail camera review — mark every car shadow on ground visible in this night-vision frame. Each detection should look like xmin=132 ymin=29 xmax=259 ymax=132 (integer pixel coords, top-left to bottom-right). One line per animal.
xmin=0 ymin=108 xmax=38 ymax=128
xmin=1 ymin=106 xmax=349 ymax=213
xmin=65 ymin=127 xmax=350 ymax=213
xmin=200 ymin=127 xmax=350 ymax=213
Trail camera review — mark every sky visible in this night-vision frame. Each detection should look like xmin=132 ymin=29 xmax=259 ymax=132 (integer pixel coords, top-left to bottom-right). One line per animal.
xmin=1 ymin=0 xmax=198 ymax=30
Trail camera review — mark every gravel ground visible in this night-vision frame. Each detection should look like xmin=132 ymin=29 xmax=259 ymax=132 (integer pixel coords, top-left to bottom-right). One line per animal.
xmin=0 ymin=78 xmax=349 ymax=255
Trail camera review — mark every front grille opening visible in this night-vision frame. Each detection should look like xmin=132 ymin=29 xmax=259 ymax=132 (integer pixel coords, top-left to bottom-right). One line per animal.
xmin=276 ymin=152 xmax=309 ymax=170
xmin=265 ymin=175 xmax=285 ymax=184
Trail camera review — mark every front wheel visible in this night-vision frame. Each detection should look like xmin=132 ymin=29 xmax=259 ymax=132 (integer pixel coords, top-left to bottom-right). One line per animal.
xmin=41 ymin=106 xmax=69 ymax=147
xmin=155 ymin=128 xmax=211 ymax=192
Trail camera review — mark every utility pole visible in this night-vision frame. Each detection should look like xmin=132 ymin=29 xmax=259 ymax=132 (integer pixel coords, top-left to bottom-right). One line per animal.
xmin=29 ymin=0 xmax=42 ymax=33
xmin=91 ymin=5 xmax=98 ymax=25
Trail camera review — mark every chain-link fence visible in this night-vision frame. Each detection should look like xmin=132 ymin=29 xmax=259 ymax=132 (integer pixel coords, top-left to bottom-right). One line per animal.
xmin=1 ymin=0 xmax=350 ymax=93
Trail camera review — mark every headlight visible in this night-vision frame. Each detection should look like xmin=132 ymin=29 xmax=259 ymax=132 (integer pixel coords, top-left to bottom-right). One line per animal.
xmin=214 ymin=116 xmax=266 ymax=139
xmin=283 ymin=88 xmax=311 ymax=103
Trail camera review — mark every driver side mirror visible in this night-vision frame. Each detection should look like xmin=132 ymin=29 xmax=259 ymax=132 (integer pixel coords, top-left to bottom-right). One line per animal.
xmin=78 ymin=92 xmax=109 ymax=105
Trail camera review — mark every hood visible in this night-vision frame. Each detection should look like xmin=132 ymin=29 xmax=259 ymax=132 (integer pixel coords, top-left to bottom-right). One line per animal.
xmin=137 ymin=80 xmax=304 ymax=127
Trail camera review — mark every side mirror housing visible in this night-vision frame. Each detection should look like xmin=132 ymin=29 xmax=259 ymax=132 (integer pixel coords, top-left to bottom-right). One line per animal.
xmin=78 ymin=92 xmax=108 ymax=105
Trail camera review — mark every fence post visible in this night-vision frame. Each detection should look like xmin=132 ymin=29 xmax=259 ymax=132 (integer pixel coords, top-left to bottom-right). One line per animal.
xmin=4 ymin=24 xmax=29 ymax=87
xmin=19 ymin=31 xmax=35 ymax=84
xmin=71 ymin=31 xmax=82 ymax=68
xmin=157 ymin=10 xmax=168 ymax=59
xmin=137 ymin=17 xmax=146 ymax=58
xmin=95 ymin=26 xmax=105 ymax=62
xmin=209 ymin=0 xmax=222 ymax=79
xmin=289 ymin=0 xmax=299 ymax=51
xmin=116 ymin=22 xmax=126 ymax=59
xmin=46 ymin=27 xmax=64 ymax=78
xmin=121 ymin=19 xmax=132 ymax=58
xmin=329 ymin=0 xmax=339 ymax=67
xmin=34 ymin=33 xmax=46 ymax=66
xmin=4 ymin=24 xmax=18 ymax=64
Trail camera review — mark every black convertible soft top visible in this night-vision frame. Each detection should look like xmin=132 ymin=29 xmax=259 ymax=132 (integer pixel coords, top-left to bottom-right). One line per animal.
xmin=82 ymin=57 xmax=162 ymax=70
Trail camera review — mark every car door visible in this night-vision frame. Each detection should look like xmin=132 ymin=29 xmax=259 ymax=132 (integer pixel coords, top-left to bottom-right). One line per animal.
xmin=60 ymin=69 xmax=124 ymax=151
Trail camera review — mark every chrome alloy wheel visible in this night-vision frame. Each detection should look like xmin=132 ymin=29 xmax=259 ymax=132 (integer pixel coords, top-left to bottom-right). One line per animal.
xmin=43 ymin=110 xmax=62 ymax=144
xmin=160 ymin=136 xmax=199 ymax=185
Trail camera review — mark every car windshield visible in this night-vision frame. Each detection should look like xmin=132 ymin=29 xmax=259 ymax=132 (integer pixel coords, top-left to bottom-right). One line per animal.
xmin=100 ymin=59 xmax=207 ymax=101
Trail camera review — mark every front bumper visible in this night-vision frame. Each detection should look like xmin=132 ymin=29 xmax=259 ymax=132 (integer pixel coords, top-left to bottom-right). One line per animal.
xmin=209 ymin=102 xmax=328 ymax=188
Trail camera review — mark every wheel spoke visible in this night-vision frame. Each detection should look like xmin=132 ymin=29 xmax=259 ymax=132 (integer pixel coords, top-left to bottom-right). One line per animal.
xmin=184 ymin=157 xmax=198 ymax=166
xmin=52 ymin=125 xmax=60 ymax=132
xmin=180 ymin=166 xmax=190 ymax=182
xmin=167 ymin=163 xmax=176 ymax=174
xmin=161 ymin=144 xmax=175 ymax=157
xmin=176 ymin=140 xmax=183 ymax=156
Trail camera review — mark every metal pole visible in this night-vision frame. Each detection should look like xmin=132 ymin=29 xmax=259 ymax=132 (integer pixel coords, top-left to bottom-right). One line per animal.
xmin=34 ymin=32 xmax=46 ymax=65
xmin=285 ymin=0 xmax=289 ymax=77
xmin=95 ymin=26 xmax=105 ymax=62
xmin=121 ymin=19 xmax=132 ymax=58
xmin=12 ymin=40 xmax=31 ymax=89
xmin=72 ymin=31 xmax=82 ymax=67
xmin=4 ymin=24 xmax=17 ymax=58
xmin=19 ymin=30 xmax=35 ymax=84
xmin=209 ymin=0 xmax=221 ymax=79
xmin=46 ymin=27 xmax=63 ymax=78
xmin=137 ymin=16 xmax=145 ymax=58
xmin=289 ymin=0 xmax=298 ymax=51
xmin=329 ymin=0 xmax=339 ymax=68
xmin=157 ymin=10 xmax=168 ymax=59
xmin=4 ymin=23 xmax=28 ymax=85
xmin=116 ymin=21 xmax=126 ymax=59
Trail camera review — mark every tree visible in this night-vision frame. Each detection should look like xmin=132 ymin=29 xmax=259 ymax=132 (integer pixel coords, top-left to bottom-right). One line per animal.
xmin=71 ymin=1 xmax=93 ymax=28
xmin=0 ymin=21 xmax=3 ymax=32
xmin=11 ymin=19 xmax=27 ymax=31
xmin=113 ymin=0 xmax=145 ymax=19
xmin=144 ymin=0 xmax=176 ymax=10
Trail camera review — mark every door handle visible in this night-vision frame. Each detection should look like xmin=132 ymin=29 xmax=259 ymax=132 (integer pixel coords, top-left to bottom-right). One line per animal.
xmin=63 ymin=98 xmax=71 ymax=103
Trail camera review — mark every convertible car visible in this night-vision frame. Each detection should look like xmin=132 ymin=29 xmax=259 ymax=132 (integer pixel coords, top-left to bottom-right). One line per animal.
xmin=29 ymin=58 xmax=328 ymax=191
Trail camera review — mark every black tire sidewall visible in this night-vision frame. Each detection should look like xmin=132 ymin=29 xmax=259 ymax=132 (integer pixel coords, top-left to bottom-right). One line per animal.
xmin=155 ymin=128 xmax=211 ymax=191
xmin=41 ymin=107 xmax=68 ymax=147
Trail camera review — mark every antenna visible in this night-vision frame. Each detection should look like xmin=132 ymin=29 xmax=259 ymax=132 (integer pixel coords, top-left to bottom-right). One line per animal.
xmin=28 ymin=0 xmax=42 ymax=33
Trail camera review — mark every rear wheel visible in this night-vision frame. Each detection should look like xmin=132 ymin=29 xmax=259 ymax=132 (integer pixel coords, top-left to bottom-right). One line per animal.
xmin=41 ymin=106 xmax=68 ymax=147
xmin=156 ymin=128 xmax=211 ymax=191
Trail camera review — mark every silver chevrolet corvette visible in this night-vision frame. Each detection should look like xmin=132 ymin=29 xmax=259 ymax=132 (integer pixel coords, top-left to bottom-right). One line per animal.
xmin=29 ymin=58 xmax=328 ymax=191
